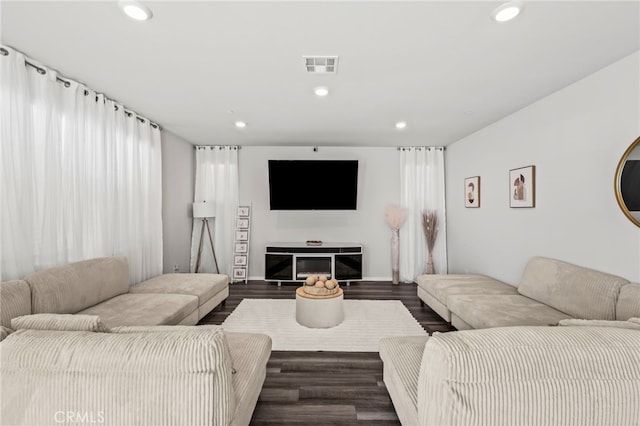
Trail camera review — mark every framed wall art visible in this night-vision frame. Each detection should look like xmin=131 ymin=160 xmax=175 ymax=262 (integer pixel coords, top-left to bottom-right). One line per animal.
xmin=232 ymin=204 xmax=251 ymax=283
xmin=233 ymin=255 xmax=248 ymax=266
xmin=509 ymin=165 xmax=536 ymax=208
xmin=464 ymin=176 xmax=480 ymax=208
xmin=233 ymin=268 xmax=246 ymax=280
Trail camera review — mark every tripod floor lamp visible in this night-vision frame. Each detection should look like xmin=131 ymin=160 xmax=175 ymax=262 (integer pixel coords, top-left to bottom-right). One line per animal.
xmin=193 ymin=201 xmax=220 ymax=274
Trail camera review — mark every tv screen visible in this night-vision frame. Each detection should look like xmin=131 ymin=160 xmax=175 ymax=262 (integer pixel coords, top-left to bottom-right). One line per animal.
xmin=268 ymin=160 xmax=359 ymax=210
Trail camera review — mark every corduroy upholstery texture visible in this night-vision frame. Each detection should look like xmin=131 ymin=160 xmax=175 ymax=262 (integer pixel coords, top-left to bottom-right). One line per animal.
xmin=0 ymin=326 xmax=13 ymax=341
xmin=109 ymin=324 xmax=275 ymax=425
xmin=0 ymin=328 xmax=238 ymax=426
xmin=559 ymin=318 xmax=640 ymax=330
xmin=517 ymin=256 xmax=628 ymax=320
xmin=24 ymin=256 xmax=130 ymax=314
xmin=617 ymin=283 xmax=640 ymax=320
xmin=416 ymin=257 xmax=635 ymax=330
xmin=11 ymin=313 xmax=107 ymax=332
xmin=78 ymin=293 xmax=199 ymax=328
xmin=417 ymin=326 xmax=640 ymax=426
xmin=378 ymin=336 xmax=429 ymax=426
xmin=130 ymin=273 xmax=230 ymax=320
xmin=0 ymin=280 xmax=31 ymax=328
xmin=447 ymin=294 xmax=572 ymax=329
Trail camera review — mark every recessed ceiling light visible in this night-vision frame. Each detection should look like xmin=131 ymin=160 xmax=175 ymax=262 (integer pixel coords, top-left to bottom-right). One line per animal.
xmin=491 ymin=1 xmax=523 ymax=22
xmin=234 ymin=121 xmax=247 ymax=128
xmin=119 ymin=1 xmax=153 ymax=21
xmin=395 ymin=121 xmax=407 ymax=130
xmin=314 ymin=86 xmax=329 ymax=97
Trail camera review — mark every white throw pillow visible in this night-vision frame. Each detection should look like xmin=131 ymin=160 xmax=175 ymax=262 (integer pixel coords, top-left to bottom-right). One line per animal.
xmin=558 ymin=318 xmax=640 ymax=330
xmin=11 ymin=314 xmax=107 ymax=332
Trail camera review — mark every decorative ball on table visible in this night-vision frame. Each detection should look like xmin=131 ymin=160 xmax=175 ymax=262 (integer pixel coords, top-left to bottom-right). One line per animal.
xmin=302 ymin=275 xmax=340 ymax=296
xmin=305 ymin=275 xmax=318 ymax=286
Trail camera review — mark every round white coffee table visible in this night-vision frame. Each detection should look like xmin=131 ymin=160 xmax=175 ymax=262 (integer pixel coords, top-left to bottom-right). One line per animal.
xmin=295 ymin=286 xmax=344 ymax=328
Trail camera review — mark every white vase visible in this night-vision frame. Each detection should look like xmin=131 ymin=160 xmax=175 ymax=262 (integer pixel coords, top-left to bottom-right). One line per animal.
xmin=391 ymin=229 xmax=400 ymax=284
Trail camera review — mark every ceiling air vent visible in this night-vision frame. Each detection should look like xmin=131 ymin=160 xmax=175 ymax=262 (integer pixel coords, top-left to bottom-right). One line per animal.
xmin=303 ymin=56 xmax=339 ymax=73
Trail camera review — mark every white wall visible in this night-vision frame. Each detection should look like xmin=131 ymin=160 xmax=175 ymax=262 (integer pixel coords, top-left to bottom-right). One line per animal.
xmin=446 ymin=52 xmax=640 ymax=285
xmin=161 ymin=130 xmax=195 ymax=274
xmin=239 ymin=146 xmax=399 ymax=280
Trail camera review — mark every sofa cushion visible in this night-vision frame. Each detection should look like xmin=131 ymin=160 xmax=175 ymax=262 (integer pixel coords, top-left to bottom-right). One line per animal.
xmin=11 ymin=314 xmax=107 ymax=332
xmin=0 ymin=280 xmax=31 ymax=328
xmin=226 ymin=332 xmax=273 ymax=426
xmin=112 ymin=325 xmax=236 ymax=373
xmin=417 ymin=326 xmax=640 ymax=426
xmin=417 ymin=274 xmax=517 ymax=305
xmin=130 ymin=273 xmax=228 ymax=306
xmin=447 ymin=294 xmax=572 ymax=329
xmin=616 ymin=283 xmax=640 ymax=320
xmin=24 ymin=256 xmax=130 ymax=314
xmin=0 ymin=328 xmax=235 ymax=426
xmin=517 ymin=257 xmax=628 ymax=320
xmin=78 ymin=293 xmax=198 ymax=328
xmin=379 ymin=335 xmax=429 ymax=426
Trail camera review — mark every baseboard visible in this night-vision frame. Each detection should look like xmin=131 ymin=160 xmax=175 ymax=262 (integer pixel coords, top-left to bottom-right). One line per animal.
xmin=248 ymin=276 xmax=393 ymax=282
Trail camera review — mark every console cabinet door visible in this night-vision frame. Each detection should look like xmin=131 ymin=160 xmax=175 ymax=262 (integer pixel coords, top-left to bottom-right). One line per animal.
xmin=334 ymin=254 xmax=362 ymax=280
xmin=265 ymin=254 xmax=294 ymax=280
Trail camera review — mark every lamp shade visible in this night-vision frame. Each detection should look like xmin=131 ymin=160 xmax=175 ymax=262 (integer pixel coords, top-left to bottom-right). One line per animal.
xmin=193 ymin=201 xmax=216 ymax=218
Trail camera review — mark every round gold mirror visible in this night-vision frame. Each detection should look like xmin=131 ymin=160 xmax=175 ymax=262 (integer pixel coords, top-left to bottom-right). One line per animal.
xmin=615 ymin=136 xmax=640 ymax=227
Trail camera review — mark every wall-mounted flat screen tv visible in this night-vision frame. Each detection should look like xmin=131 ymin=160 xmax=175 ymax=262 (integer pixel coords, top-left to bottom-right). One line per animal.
xmin=268 ymin=160 xmax=359 ymax=210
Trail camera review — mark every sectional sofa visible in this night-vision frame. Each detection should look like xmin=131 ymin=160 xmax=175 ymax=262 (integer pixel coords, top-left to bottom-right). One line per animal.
xmin=416 ymin=256 xmax=640 ymax=329
xmin=0 ymin=257 xmax=272 ymax=426
xmin=1 ymin=256 xmax=229 ymax=329
xmin=379 ymin=256 xmax=640 ymax=425
xmin=380 ymin=321 xmax=640 ymax=426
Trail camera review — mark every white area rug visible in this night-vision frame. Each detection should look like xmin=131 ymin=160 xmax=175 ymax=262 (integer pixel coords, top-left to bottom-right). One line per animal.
xmin=221 ymin=299 xmax=427 ymax=352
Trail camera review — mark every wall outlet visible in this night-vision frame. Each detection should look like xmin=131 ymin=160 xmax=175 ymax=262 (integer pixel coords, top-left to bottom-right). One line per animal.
xmin=173 ymin=264 xmax=180 ymax=273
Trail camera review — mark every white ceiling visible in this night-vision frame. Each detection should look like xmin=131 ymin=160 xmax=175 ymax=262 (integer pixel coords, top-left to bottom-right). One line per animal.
xmin=1 ymin=1 xmax=639 ymax=147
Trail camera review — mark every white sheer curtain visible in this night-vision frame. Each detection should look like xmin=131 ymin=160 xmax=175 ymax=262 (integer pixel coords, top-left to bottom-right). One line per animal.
xmin=190 ymin=146 xmax=239 ymax=277
xmin=0 ymin=45 xmax=163 ymax=283
xmin=399 ymin=147 xmax=447 ymax=281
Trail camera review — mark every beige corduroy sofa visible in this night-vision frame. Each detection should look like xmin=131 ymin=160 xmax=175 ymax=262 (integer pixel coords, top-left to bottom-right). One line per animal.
xmin=1 ymin=324 xmax=272 ymax=426
xmin=416 ymin=256 xmax=640 ymax=329
xmin=0 ymin=256 xmax=229 ymax=329
xmin=379 ymin=322 xmax=640 ymax=426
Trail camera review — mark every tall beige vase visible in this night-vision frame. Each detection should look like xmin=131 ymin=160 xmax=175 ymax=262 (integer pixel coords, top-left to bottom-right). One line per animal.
xmin=426 ymin=251 xmax=435 ymax=274
xmin=391 ymin=229 xmax=400 ymax=284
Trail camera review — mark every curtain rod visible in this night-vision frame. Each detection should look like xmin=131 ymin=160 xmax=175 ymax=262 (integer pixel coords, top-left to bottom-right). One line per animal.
xmin=397 ymin=146 xmax=445 ymax=151
xmin=0 ymin=46 xmax=161 ymax=130
xmin=194 ymin=146 xmax=241 ymax=150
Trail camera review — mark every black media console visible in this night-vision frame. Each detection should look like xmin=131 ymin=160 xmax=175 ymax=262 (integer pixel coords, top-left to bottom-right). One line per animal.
xmin=264 ymin=242 xmax=363 ymax=286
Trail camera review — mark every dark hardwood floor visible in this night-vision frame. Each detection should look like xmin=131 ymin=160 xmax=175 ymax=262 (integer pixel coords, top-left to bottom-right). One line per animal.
xmin=198 ymin=280 xmax=450 ymax=425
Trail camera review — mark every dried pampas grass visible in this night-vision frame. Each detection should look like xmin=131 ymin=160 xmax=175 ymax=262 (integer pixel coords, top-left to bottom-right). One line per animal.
xmin=422 ymin=210 xmax=439 ymax=274
xmin=385 ymin=204 xmax=407 ymax=230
